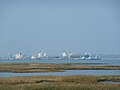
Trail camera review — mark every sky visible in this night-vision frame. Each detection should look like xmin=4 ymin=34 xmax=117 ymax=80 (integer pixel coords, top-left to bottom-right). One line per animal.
xmin=0 ymin=0 xmax=120 ymax=56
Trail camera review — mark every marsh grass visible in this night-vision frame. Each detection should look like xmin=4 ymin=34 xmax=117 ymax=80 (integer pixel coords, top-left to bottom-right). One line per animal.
xmin=0 ymin=63 xmax=120 ymax=89
xmin=0 ymin=63 xmax=120 ymax=73
xmin=0 ymin=76 xmax=120 ymax=90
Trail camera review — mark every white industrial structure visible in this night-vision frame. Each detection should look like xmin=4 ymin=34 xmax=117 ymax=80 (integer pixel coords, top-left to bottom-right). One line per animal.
xmin=31 ymin=54 xmax=36 ymax=59
xmin=15 ymin=52 xmax=23 ymax=59
xmin=61 ymin=50 xmax=73 ymax=59
xmin=7 ymin=50 xmax=101 ymax=60
xmin=37 ymin=51 xmax=47 ymax=59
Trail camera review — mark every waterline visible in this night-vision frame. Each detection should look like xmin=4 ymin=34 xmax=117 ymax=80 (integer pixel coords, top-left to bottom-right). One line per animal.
xmin=0 ymin=70 xmax=120 ymax=78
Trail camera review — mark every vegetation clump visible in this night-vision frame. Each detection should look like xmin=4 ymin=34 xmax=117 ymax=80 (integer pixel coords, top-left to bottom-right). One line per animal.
xmin=0 ymin=75 xmax=120 ymax=90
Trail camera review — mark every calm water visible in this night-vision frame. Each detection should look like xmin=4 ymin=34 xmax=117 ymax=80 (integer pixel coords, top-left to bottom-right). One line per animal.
xmin=99 ymin=81 xmax=120 ymax=84
xmin=0 ymin=70 xmax=120 ymax=78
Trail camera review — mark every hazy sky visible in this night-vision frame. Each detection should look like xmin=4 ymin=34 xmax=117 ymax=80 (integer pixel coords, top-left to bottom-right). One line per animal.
xmin=0 ymin=0 xmax=120 ymax=56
